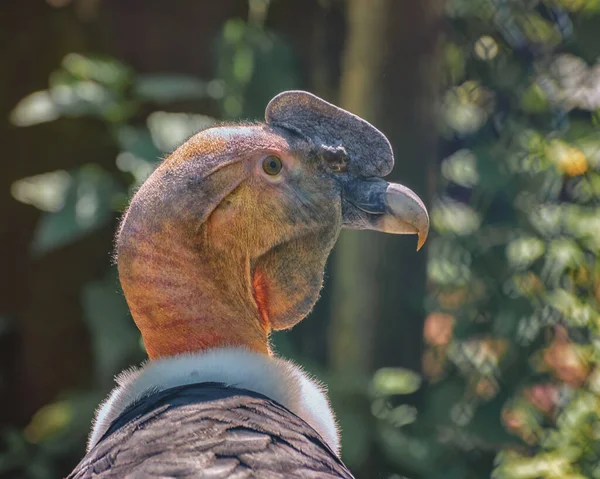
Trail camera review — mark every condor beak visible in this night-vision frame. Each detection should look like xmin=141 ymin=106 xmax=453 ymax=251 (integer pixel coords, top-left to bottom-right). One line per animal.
xmin=341 ymin=178 xmax=429 ymax=251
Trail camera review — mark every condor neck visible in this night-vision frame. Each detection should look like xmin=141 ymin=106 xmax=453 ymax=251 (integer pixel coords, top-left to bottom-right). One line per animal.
xmin=117 ymin=223 xmax=270 ymax=359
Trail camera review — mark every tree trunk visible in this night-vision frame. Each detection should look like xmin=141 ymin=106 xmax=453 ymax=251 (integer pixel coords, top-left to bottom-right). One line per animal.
xmin=329 ymin=0 xmax=391 ymax=376
xmin=373 ymin=0 xmax=443 ymax=373
xmin=330 ymin=0 xmax=442 ymax=376
xmin=328 ymin=0 xmax=443 ymax=473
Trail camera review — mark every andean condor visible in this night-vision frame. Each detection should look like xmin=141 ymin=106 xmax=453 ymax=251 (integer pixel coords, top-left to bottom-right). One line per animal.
xmin=68 ymin=91 xmax=429 ymax=478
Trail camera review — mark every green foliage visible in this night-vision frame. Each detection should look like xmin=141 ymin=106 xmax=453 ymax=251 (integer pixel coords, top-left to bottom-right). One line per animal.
xmin=31 ymin=165 xmax=121 ymax=255
xmin=214 ymin=13 xmax=300 ymax=118
xmin=82 ymin=270 xmax=141 ymax=386
xmin=372 ymin=368 xmax=422 ymax=396
xmin=372 ymin=1 xmax=600 ymax=478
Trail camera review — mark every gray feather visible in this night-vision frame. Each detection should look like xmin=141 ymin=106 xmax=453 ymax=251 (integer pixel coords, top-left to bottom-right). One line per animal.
xmin=68 ymin=383 xmax=353 ymax=479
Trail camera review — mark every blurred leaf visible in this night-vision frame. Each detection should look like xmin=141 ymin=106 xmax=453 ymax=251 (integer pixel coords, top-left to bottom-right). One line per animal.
xmin=444 ymin=42 xmax=466 ymax=84
xmin=11 ymin=53 xmax=134 ymax=126
xmin=387 ymin=405 xmax=419 ymax=427
xmin=49 ymin=72 xmax=123 ymax=121
xmin=0 ymin=428 xmax=29 ymax=475
xmin=517 ymin=13 xmax=562 ymax=46
xmin=542 ymin=239 xmax=585 ymax=281
xmin=116 ymin=152 xmax=156 ymax=187
xmin=31 ymin=165 xmax=121 ymax=255
xmin=546 ymin=289 xmax=596 ymax=326
xmin=371 ymin=368 xmax=422 ymax=396
xmin=565 ymin=209 xmax=600 ymax=251
xmin=61 ymin=53 xmax=132 ymax=89
xmin=445 ymin=0 xmax=495 ymax=20
xmin=24 ymin=401 xmax=73 ymax=443
xmin=506 ymin=237 xmax=545 ymax=269
xmin=243 ymin=33 xmax=300 ymax=118
xmin=432 ymin=199 xmax=481 ymax=236
xmin=428 ymin=257 xmax=472 ymax=286
xmin=378 ymin=424 xmax=434 ymax=476
xmin=116 ymin=125 xmax=162 ymax=162
xmin=576 ymin=136 xmax=600 ymax=170
xmin=555 ymin=390 xmax=600 ymax=437
xmin=9 ymin=90 xmax=60 ymax=126
xmin=11 ymin=170 xmax=71 ymax=212
xmin=135 ymin=74 xmax=207 ymax=104
xmin=521 ymin=83 xmax=550 ymax=113
xmin=528 ymin=204 xmax=564 ymax=237
xmin=442 ymin=149 xmax=479 ymax=187
xmin=493 ymin=453 xmax=572 ymax=479
xmin=214 ymin=20 xmax=300 ymax=119
xmin=147 ymin=111 xmax=216 ymax=152
xmin=555 ymin=0 xmax=600 ymax=13
xmin=82 ymin=269 xmax=140 ymax=385
xmin=223 ymin=17 xmax=245 ymax=43
xmin=443 ymin=102 xmax=488 ymax=136
xmin=233 ymin=45 xmax=255 ymax=83
xmin=442 ymin=82 xmax=494 ymax=136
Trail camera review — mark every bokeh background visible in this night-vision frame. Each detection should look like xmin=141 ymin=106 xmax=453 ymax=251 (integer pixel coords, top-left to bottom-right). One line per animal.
xmin=1 ymin=0 xmax=600 ymax=478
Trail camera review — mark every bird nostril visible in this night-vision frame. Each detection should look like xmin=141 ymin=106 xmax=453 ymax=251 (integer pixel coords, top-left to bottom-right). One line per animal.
xmin=321 ymin=145 xmax=348 ymax=173
xmin=330 ymin=163 xmax=346 ymax=173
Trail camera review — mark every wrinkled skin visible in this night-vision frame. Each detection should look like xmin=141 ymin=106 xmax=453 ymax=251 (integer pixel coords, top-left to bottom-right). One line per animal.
xmin=116 ymin=92 xmax=428 ymax=359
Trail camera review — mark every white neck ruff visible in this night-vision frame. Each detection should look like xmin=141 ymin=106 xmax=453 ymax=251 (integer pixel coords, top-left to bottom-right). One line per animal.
xmin=88 ymin=348 xmax=340 ymax=456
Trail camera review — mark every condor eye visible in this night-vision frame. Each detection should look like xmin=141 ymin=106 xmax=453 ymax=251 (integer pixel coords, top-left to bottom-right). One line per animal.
xmin=262 ymin=156 xmax=282 ymax=176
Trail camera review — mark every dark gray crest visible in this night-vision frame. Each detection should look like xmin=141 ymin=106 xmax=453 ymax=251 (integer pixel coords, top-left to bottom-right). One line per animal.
xmin=265 ymin=91 xmax=394 ymax=178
